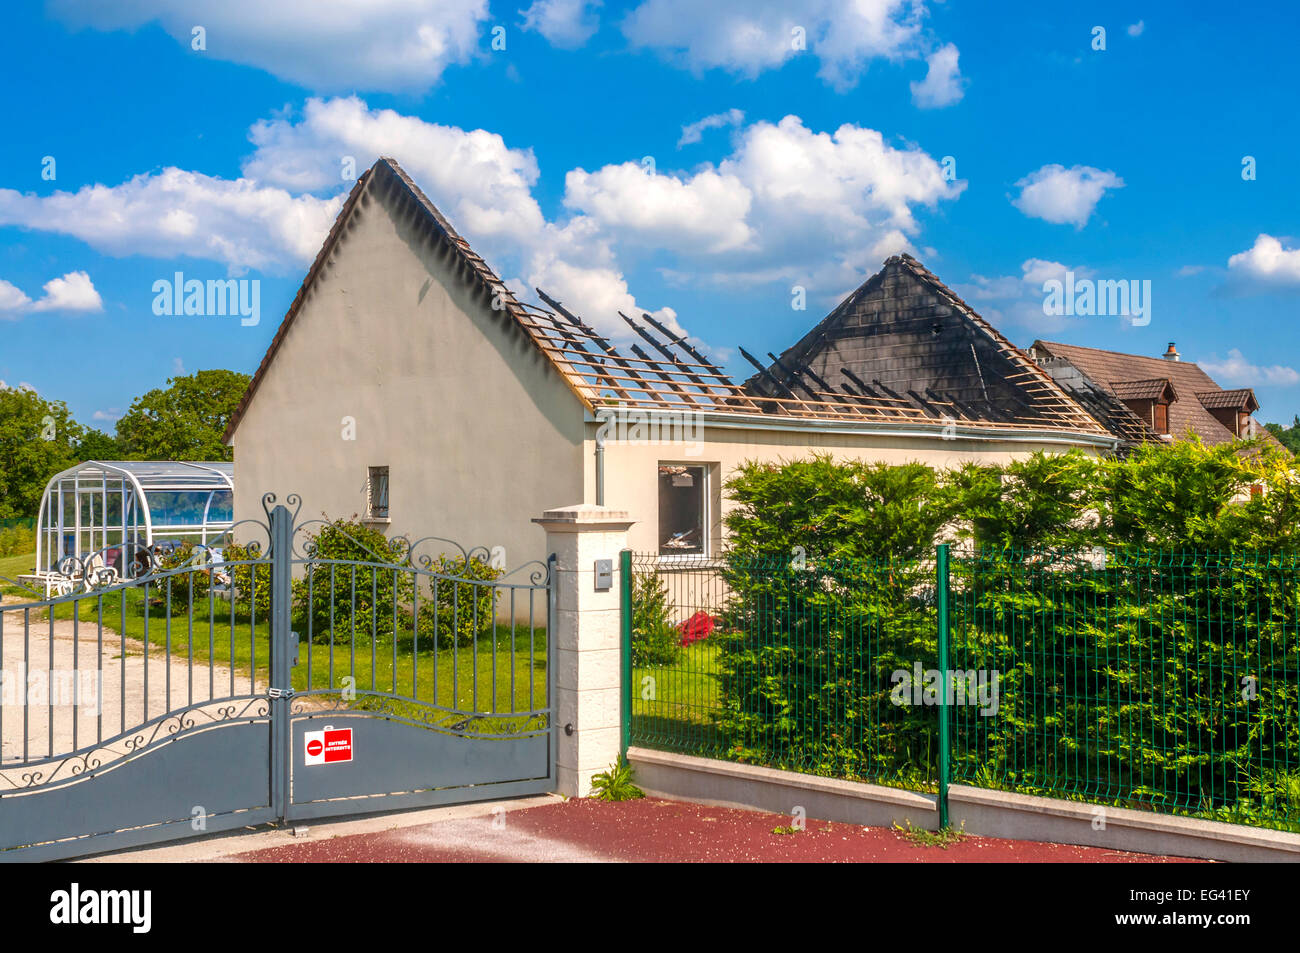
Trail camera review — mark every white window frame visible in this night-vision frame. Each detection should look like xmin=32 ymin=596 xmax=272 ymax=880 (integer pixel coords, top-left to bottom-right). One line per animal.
xmin=656 ymin=462 xmax=710 ymax=562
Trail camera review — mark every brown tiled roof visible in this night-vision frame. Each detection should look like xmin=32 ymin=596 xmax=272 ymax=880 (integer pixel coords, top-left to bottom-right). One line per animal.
xmin=1033 ymin=341 xmax=1242 ymax=446
xmin=1111 ymin=378 xmax=1177 ymax=402
xmin=1196 ymin=388 xmax=1258 ymax=411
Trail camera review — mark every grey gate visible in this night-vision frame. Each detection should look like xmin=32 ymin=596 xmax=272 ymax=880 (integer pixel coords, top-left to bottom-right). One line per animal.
xmin=0 ymin=495 xmax=554 ymax=861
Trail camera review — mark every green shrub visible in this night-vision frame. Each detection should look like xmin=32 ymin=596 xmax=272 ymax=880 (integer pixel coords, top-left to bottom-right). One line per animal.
xmin=294 ymin=518 xmax=413 ymax=644
xmin=0 ymin=524 xmax=34 ymax=558
xmin=630 ymin=572 xmax=679 ymax=666
xmin=224 ymin=541 xmax=273 ymax=621
xmin=154 ymin=541 xmax=217 ymax=612
xmin=708 ymin=440 xmax=1300 ymax=820
xmin=414 ymin=554 xmax=502 ymax=649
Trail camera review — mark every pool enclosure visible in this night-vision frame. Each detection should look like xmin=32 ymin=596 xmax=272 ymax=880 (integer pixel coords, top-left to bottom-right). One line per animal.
xmin=35 ymin=461 xmax=234 ymax=581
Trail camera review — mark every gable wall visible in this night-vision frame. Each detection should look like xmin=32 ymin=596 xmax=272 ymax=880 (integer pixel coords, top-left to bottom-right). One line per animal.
xmin=230 ymin=179 xmax=586 ymax=567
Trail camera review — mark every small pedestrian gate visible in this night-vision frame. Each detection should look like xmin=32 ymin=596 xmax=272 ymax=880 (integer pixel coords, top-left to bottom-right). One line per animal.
xmin=0 ymin=495 xmax=555 ymax=861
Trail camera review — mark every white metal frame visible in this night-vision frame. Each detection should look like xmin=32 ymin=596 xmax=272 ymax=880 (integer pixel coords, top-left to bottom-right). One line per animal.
xmin=34 ymin=461 xmax=234 ymax=586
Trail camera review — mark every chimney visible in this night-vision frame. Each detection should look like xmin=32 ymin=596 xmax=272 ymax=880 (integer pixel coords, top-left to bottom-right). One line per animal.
xmin=1163 ymin=342 xmax=1180 ymax=362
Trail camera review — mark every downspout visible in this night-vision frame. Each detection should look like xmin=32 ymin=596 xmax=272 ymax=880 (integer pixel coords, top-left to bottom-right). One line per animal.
xmin=595 ymin=430 xmax=605 ymax=506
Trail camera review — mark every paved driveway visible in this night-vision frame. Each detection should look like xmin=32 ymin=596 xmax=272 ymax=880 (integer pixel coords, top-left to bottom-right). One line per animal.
xmin=227 ymin=798 xmax=1204 ymax=863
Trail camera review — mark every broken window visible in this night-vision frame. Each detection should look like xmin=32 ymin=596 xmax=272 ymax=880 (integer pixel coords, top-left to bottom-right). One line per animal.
xmin=658 ymin=464 xmax=705 ymax=555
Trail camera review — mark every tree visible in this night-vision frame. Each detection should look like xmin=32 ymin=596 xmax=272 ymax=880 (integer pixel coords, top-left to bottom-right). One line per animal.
xmin=114 ymin=369 xmax=250 ymax=461
xmin=1263 ymin=416 xmax=1300 ymax=455
xmin=0 ymin=385 xmax=84 ymax=519
xmin=74 ymin=428 xmax=125 ymax=461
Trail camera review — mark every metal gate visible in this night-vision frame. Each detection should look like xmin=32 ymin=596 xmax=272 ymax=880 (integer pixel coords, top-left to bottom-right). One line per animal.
xmin=0 ymin=494 xmax=554 ymax=861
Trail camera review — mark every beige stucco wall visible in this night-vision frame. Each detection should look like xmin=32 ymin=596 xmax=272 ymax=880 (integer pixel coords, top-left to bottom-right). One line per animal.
xmin=584 ymin=416 xmax=1109 ymax=555
xmin=229 ymin=180 xmax=586 ymax=571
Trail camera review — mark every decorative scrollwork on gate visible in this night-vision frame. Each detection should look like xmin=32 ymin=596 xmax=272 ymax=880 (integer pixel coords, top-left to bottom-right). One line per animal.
xmin=0 ymin=697 xmax=271 ymax=793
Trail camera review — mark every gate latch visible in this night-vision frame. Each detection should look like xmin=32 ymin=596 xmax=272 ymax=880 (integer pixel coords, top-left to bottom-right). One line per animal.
xmin=268 ymin=687 xmax=295 ymax=699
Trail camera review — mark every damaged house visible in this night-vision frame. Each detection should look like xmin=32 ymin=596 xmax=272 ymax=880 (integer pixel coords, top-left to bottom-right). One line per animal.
xmin=223 ymin=157 xmax=1128 ymax=563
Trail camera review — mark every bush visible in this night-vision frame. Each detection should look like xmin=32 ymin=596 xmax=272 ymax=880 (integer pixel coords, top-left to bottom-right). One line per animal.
xmin=630 ymin=572 xmax=679 ymax=666
xmin=716 ymin=555 xmax=938 ymax=783
xmin=154 ymin=541 xmax=217 ymax=612
xmin=294 ymin=518 xmax=413 ymax=644
xmin=224 ymin=541 xmax=273 ymax=621
xmin=0 ymin=524 xmax=34 ymax=558
xmin=414 ymin=554 xmax=502 ymax=649
xmin=708 ymin=441 xmax=1300 ymax=818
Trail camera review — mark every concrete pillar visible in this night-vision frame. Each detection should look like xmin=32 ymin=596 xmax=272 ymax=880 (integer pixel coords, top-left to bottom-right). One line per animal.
xmin=534 ymin=504 xmax=634 ymax=797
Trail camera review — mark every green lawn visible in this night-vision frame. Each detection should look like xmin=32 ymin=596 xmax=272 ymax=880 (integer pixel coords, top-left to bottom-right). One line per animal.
xmin=632 ymin=641 xmax=725 ymax=753
xmin=5 ymin=559 xmax=549 ymax=733
xmin=0 ymin=551 xmax=36 ymax=591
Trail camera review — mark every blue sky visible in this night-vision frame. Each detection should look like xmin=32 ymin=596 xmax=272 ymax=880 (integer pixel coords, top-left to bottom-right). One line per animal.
xmin=2 ymin=0 xmax=1299 ymax=429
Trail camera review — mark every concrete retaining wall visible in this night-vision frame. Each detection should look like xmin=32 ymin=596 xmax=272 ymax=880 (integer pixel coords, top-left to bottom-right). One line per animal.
xmin=628 ymin=746 xmax=938 ymax=831
xmin=948 ymin=784 xmax=1300 ymax=863
xmin=628 ymin=747 xmax=1300 ymax=862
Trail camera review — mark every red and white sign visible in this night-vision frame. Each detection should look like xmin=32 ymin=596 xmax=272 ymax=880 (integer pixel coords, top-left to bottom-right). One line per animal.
xmin=304 ymin=726 xmax=353 ymax=765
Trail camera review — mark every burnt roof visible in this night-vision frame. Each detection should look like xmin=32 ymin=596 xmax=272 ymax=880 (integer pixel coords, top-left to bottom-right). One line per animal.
xmin=742 ymin=255 xmax=1109 ymax=436
xmin=225 ymin=159 xmax=1116 ymax=445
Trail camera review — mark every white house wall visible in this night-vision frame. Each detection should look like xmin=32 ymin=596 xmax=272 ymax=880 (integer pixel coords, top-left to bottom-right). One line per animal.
xmin=230 ymin=181 xmax=587 ymax=571
xmin=585 ymin=421 xmax=1105 ymax=556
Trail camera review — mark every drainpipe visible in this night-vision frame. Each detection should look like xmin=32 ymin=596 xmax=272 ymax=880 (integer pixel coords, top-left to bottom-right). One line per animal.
xmin=595 ymin=431 xmax=605 ymax=506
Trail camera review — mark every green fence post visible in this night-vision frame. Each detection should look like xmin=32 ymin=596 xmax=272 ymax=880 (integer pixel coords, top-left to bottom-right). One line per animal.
xmin=619 ymin=549 xmax=633 ymax=761
xmin=936 ymin=543 xmax=950 ymax=830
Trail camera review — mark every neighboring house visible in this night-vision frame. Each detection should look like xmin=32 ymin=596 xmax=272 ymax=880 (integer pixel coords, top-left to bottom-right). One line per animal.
xmin=222 ymin=157 xmax=1116 ymax=566
xmin=1027 ymin=340 xmax=1284 ymax=452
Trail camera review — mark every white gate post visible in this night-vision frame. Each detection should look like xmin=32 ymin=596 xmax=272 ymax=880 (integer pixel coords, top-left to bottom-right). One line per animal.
xmin=534 ymin=504 xmax=634 ymax=797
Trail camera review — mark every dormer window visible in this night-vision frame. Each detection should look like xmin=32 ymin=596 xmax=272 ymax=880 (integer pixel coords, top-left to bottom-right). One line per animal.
xmin=1111 ymin=378 xmax=1177 ymax=436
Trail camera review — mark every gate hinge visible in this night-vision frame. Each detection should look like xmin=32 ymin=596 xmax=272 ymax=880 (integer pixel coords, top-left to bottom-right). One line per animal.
xmin=268 ymin=687 xmax=295 ymax=699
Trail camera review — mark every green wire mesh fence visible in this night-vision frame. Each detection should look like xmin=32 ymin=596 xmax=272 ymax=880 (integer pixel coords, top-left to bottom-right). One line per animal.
xmin=628 ymin=551 xmax=941 ymax=793
xmin=949 ymin=549 xmax=1300 ymax=831
xmin=626 ymin=548 xmax=1300 ymax=832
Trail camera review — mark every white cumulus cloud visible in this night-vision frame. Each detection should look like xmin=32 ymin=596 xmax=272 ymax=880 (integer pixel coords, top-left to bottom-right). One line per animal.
xmin=1011 ymin=164 xmax=1124 ymax=228
xmin=910 ymin=43 xmax=965 ymax=108
xmin=621 ymin=0 xmax=933 ymax=91
xmin=1226 ymin=234 xmax=1300 ymax=289
xmin=520 ymin=0 xmax=602 ymax=48
xmin=0 ymin=98 xmax=963 ymax=348
xmin=0 ymin=271 xmax=103 ymax=319
xmin=48 ymin=0 xmax=491 ymax=93
xmin=0 ymin=170 xmax=342 ymax=275
xmin=1200 ymin=348 xmax=1300 ymax=387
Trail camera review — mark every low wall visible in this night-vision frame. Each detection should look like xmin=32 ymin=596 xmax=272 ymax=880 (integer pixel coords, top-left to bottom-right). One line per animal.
xmin=627 ymin=746 xmax=939 ymax=830
xmin=628 ymin=747 xmax=1300 ymax=862
xmin=948 ymin=785 xmax=1300 ymax=863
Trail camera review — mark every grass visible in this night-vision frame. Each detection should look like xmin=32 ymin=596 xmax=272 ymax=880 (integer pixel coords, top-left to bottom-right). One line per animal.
xmin=893 ymin=820 xmax=968 ymax=848
xmin=0 ymin=551 xmax=36 ymax=592
xmin=5 ymin=560 xmax=549 ymax=734
xmin=632 ymin=640 xmax=725 ymax=752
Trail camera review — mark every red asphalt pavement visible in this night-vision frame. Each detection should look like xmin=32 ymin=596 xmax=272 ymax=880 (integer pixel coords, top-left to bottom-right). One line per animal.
xmin=230 ymin=798 xmax=1205 ymax=863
